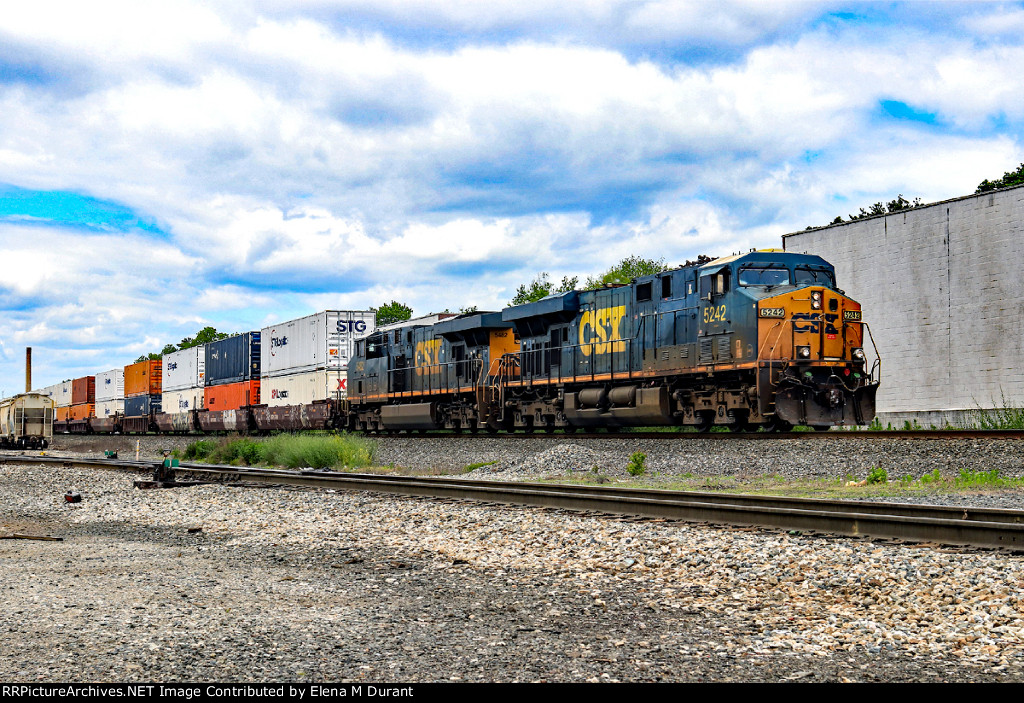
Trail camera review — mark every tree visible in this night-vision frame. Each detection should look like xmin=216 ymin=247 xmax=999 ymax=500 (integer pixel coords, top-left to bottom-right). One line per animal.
xmin=372 ymin=300 xmax=413 ymax=326
xmin=976 ymin=163 xmax=1024 ymax=193
xmin=135 ymin=326 xmax=234 ymax=361
xmin=583 ymin=256 xmax=668 ymax=290
xmin=509 ymin=273 xmax=578 ymax=306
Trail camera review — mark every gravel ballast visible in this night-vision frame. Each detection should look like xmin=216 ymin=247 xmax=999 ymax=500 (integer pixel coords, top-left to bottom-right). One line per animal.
xmin=3 ymin=451 xmax=1024 ymax=682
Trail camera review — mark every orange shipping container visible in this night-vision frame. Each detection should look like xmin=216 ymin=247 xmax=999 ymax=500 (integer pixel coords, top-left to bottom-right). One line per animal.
xmin=56 ymin=406 xmax=70 ymax=421
xmin=124 ymin=360 xmax=162 ymax=397
xmin=70 ymin=403 xmax=95 ymax=421
xmin=204 ymin=380 xmax=260 ymax=411
xmin=72 ymin=376 xmax=95 ymax=405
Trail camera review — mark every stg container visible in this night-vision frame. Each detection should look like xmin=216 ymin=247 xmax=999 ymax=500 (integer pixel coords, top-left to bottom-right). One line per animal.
xmin=124 ymin=360 xmax=162 ymax=397
xmin=262 ymin=369 xmax=347 ymax=406
xmin=124 ymin=394 xmax=161 ymax=417
xmin=261 ymin=310 xmax=375 ymax=377
xmin=205 ymin=333 xmax=261 ymax=387
xmin=204 ymin=380 xmax=260 ymax=411
xmin=95 ymin=369 xmax=125 ymax=402
xmin=163 ymin=346 xmax=205 ymax=392
xmin=71 ymin=377 xmax=95 ymax=405
xmin=56 ymin=406 xmax=71 ymax=421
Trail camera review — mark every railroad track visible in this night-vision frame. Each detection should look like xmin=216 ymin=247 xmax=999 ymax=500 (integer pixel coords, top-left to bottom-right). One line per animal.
xmin=367 ymin=429 xmax=1024 ymax=440
xmin=4 ymin=452 xmax=1024 ymax=550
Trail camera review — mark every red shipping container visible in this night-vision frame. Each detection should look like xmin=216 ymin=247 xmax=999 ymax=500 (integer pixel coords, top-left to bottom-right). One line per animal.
xmin=124 ymin=360 xmax=162 ymax=397
xmin=204 ymin=380 xmax=260 ymax=411
xmin=70 ymin=403 xmax=95 ymax=421
xmin=72 ymin=376 xmax=95 ymax=405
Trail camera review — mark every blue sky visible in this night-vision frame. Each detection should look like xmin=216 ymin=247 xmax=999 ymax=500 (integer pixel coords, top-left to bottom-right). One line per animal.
xmin=2 ymin=0 xmax=1024 ymax=394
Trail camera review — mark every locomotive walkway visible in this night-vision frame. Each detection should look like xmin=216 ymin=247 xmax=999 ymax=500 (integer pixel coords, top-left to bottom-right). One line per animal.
xmin=5 ymin=452 xmax=1024 ymax=550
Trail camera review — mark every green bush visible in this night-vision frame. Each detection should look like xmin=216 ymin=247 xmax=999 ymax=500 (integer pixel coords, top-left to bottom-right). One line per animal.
xmin=627 ymin=451 xmax=647 ymax=477
xmin=866 ymin=466 xmax=888 ymax=484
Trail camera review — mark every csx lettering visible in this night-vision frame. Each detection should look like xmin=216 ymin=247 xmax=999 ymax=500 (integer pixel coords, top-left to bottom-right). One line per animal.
xmin=415 ymin=339 xmax=442 ymax=374
xmin=792 ymin=312 xmax=820 ymax=334
xmin=337 ymin=320 xmax=368 ymax=334
xmin=703 ymin=305 xmax=727 ymax=324
xmin=168 ymin=362 xmax=177 ymax=370
xmin=824 ymin=313 xmax=839 ymax=336
xmin=579 ymin=306 xmax=627 ymax=356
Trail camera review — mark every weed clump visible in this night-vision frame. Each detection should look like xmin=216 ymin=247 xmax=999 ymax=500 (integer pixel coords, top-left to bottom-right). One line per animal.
xmin=627 ymin=451 xmax=647 ymax=476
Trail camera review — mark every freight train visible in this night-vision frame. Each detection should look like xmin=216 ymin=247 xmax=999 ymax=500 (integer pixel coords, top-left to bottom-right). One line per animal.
xmin=35 ymin=250 xmax=879 ymax=436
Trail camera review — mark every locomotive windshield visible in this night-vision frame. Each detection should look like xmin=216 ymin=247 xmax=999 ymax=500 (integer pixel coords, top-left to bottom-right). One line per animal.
xmin=794 ymin=266 xmax=835 ymax=288
xmin=738 ymin=266 xmax=791 ymax=287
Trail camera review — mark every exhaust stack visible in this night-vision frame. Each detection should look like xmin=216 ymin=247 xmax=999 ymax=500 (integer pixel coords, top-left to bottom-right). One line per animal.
xmin=25 ymin=347 xmax=31 ymax=393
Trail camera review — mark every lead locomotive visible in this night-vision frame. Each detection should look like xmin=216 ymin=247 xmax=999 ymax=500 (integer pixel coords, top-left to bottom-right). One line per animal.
xmin=347 ymin=250 xmax=880 ymax=433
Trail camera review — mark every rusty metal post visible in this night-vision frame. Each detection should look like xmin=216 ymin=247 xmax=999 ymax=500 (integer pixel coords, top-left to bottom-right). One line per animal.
xmin=25 ymin=347 xmax=31 ymax=393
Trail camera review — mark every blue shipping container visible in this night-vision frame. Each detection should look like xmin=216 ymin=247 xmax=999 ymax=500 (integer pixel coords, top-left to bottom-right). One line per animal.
xmin=205 ymin=332 xmax=261 ymax=386
xmin=124 ymin=394 xmax=161 ymax=417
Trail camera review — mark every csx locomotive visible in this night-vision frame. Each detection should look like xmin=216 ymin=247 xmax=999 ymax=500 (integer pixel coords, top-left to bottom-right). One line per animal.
xmin=347 ymin=250 xmax=879 ymax=432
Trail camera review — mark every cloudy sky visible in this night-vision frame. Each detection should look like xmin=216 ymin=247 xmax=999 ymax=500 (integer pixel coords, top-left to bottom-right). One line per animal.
xmin=2 ymin=0 xmax=1024 ymax=393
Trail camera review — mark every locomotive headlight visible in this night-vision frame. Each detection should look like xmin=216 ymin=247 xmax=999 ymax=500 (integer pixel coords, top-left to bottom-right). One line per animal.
xmin=797 ymin=345 xmax=811 ymax=359
xmin=852 ymin=347 xmax=865 ymax=361
xmin=811 ymin=291 xmax=822 ymax=309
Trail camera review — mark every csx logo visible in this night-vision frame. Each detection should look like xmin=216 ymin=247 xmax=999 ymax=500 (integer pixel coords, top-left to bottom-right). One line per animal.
xmin=415 ymin=339 xmax=442 ymax=375
xmin=337 ymin=320 xmax=368 ymax=334
xmin=271 ymin=389 xmax=289 ymax=399
xmin=167 ymin=362 xmax=177 ymax=370
xmin=579 ymin=306 xmax=626 ymax=356
xmin=178 ymin=399 xmax=190 ymax=409
xmin=792 ymin=312 xmax=839 ymax=335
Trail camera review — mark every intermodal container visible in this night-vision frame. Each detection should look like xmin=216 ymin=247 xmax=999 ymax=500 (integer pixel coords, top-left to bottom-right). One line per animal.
xmin=261 ymin=311 xmax=375 ymax=377
xmin=95 ymin=369 xmax=125 ymax=403
xmin=69 ymin=403 xmax=94 ymax=421
xmin=204 ymin=380 xmax=260 ymax=411
xmin=52 ymin=382 xmax=72 ymax=408
xmin=125 ymin=394 xmax=161 ymax=417
xmin=95 ymin=398 xmax=123 ymax=418
xmin=163 ymin=346 xmax=205 ymax=392
xmin=124 ymin=360 xmax=162 ymax=397
xmin=162 ymin=387 xmax=204 ymax=413
xmin=55 ymin=406 xmax=70 ymax=421
xmin=262 ymin=369 xmax=347 ymax=406
xmin=71 ymin=377 xmax=95 ymax=405
xmin=205 ymin=333 xmax=261 ymax=387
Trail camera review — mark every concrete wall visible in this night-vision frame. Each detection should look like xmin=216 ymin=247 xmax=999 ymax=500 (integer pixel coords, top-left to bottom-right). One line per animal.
xmin=783 ymin=184 xmax=1024 ymax=426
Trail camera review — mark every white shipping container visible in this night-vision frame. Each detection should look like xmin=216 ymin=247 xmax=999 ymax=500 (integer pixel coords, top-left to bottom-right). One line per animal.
xmin=95 ymin=368 xmax=125 ymax=403
xmin=95 ymin=398 xmax=124 ymax=418
xmin=162 ymin=387 xmax=204 ymax=412
xmin=262 ymin=369 xmax=347 ymax=406
xmin=163 ymin=346 xmax=205 ymax=392
xmin=52 ymin=381 xmax=72 ymax=407
xmin=261 ymin=310 xmax=375 ymax=377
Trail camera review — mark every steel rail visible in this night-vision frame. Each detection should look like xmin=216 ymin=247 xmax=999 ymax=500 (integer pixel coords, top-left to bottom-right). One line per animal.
xmin=5 ymin=453 xmax=1024 ymax=550
xmin=366 ymin=429 xmax=1024 ymax=440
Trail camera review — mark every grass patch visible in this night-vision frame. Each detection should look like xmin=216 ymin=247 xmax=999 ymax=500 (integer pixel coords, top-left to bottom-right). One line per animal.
xmin=463 ymin=460 xmax=497 ymax=473
xmin=178 ymin=433 xmax=376 ymax=470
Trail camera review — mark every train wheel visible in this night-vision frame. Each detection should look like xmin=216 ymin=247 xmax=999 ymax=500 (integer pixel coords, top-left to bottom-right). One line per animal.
xmin=695 ymin=412 xmax=714 ymax=433
xmin=468 ymin=420 xmax=479 ymax=434
xmin=763 ymin=417 xmax=793 ymax=433
xmin=812 ymin=425 xmax=831 ymax=432
xmin=564 ymin=426 xmax=577 ymax=434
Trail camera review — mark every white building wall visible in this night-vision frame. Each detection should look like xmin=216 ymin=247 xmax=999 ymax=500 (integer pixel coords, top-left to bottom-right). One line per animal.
xmin=783 ymin=184 xmax=1024 ymax=424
